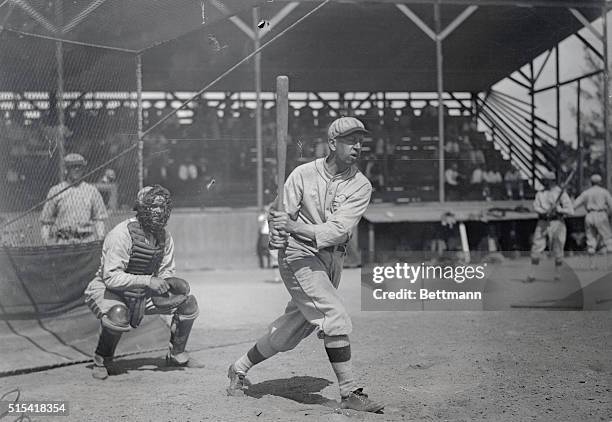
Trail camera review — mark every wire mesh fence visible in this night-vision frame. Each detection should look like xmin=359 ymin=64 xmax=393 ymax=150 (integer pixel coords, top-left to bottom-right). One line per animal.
xmin=0 ymin=28 xmax=139 ymax=246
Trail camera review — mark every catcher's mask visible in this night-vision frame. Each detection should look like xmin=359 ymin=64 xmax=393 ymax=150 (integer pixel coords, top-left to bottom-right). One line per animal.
xmin=134 ymin=185 xmax=173 ymax=235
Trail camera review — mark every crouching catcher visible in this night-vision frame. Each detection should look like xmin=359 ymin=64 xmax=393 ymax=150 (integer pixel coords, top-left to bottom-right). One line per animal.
xmin=84 ymin=185 xmax=200 ymax=380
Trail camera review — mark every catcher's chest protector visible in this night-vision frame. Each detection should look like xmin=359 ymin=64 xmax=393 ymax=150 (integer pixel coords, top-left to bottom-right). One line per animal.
xmin=126 ymin=221 xmax=166 ymax=276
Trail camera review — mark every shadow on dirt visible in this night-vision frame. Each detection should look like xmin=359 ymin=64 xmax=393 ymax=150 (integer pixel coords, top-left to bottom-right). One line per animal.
xmin=245 ymin=376 xmax=336 ymax=406
xmin=85 ymin=356 xmax=197 ymax=375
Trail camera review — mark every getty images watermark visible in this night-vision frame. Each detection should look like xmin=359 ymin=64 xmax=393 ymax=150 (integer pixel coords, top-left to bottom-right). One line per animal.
xmin=361 ymin=251 xmax=495 ymax=311
xmin=370 ymin=262 xmax=486 ymax=301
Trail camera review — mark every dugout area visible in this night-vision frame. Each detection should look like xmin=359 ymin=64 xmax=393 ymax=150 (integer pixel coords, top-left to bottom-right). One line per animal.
xmin=0 ymin=0 xmax=610 ymax=375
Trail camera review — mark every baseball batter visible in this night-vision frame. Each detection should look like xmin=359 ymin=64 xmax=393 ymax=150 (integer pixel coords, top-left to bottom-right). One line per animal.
xmin=573 ymin=174 xmax=612 ymax=267
xmin=527 ymin=170 xmax=574 ymax=282
xmin=84 ymin=185 xmax=200 ymax=380
xmin=226 ymin=117 xmax=383 ymax=413
xmin=40 ymin=153 xmax=107 ymax=245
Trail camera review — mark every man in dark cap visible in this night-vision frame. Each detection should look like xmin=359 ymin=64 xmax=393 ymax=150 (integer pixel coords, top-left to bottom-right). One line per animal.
xmin=40 ymin=153 xmax=108 ymax=244
xmin=84 ymin=185 xmax=201 ymax=380
xmin=574 ymin=174 xmax=612 ymax=268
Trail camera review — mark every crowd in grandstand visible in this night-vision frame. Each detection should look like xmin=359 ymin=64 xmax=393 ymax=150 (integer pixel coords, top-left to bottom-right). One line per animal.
xmin=1 ymin=96 xmax=598 ymax=210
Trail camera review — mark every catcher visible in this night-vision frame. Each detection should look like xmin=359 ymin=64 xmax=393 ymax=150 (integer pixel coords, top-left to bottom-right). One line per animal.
xmin=84 ymin=185 xmax=200 ymax=380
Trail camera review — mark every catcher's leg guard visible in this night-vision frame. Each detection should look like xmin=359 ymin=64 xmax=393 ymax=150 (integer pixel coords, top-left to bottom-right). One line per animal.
xmin=167 ymin=295 xmax=199 ymax=366
xmin=95 ymin=325 xmax=123 ymax=359
xmin=93 ymin=324 xmax=123 ymax=380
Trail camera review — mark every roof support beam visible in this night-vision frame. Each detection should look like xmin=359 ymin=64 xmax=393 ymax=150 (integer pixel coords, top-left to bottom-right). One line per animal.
xmin=210 ymin=0 xmax=255 ymax=39
xmin=62 ymin=0 xmax=108 ymax=33
xmin=9 ymin=0 xmax=57 ymax=33
xmin=507 ymin=75 xmax=531 ymax=90
xmin=438 ymin=5 xmax=477 ymax=41
xmin=534 ymin=48 xmax=553 ymax=83
xmin=574 ymin=31 xmax=604 ymax=61
xmin=304 ymin=0 xmax=603 ymax=8
xmin=569 ymin=8 xmax=603 ymax=41
xmin=396 ymin=3 xmax=477 ymax=42
xmin=395 ymin=4 xmax=436 ymax=40
xmin=532 ymin=68 xmax=604 ymax=93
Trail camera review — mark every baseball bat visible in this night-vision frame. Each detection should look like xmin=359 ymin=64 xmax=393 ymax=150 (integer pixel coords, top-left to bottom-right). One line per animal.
xmin=276 ymin=75 xmax=289 ymax=212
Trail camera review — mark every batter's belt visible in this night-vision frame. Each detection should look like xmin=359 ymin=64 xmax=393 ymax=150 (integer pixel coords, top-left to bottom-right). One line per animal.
xmin=297 ymin=237 xmax=347 ymax=253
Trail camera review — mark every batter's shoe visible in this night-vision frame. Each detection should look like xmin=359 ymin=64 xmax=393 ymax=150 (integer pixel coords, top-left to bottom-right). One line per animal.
xmin=340 ymin=388 xmax=384 ymax=413
xmin=227 ymin=364 xmax=251 ymax=396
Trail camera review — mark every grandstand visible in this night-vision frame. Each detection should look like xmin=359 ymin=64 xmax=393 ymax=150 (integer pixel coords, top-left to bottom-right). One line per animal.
xmin=0 ymin=0 xmax=608 ymax=251
xmin=0 ymin=0 xmax=610 ymax=378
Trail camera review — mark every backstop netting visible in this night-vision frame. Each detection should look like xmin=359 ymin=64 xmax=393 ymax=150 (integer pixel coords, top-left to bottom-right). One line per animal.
xmin=0 ymin=28 xmax=138 ymax=247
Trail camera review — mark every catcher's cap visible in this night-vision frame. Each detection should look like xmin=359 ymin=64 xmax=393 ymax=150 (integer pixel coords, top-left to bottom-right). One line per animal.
xmin=327 ymin=117 xmax=369 ymax=140
xmin=541 ymin=169 xmax=556 ymax=180
xmin=591 ymin=174 xmax=602 ymax=184
xmin=64 ymin=153 xmax=87 ymax=167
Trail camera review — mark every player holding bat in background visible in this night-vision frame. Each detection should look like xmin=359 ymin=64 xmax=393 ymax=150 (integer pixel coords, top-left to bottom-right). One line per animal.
xmin=226 ymin=116 xmax=384 ymax=413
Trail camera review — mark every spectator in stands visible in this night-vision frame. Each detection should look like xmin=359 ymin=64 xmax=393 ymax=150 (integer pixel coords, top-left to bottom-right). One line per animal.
xmin=483 ymin=166 xmax=503 ymax=200
xmin=445 ymin=162 xmax=461 ymax=200
xmin=40 ymin=153 xmax=108 ymax=245
xmin=444 ymin=137 xmax=460 ymax=159
xmin=398 ymin=103 xmax=413 ymax=130
xmin=364 ymin=153 xmax=384 ymax=190
xmin=470 ymin=164 xmax=485 ymax=200
xmin=469 ymin=146 xmax=486 ymax=169
xmin=504 ymin=166 xmax=524 ymax=199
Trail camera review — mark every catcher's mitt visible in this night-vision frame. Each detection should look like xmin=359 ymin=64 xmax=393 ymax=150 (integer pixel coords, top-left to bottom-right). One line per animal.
xmin=150 ymin=277 xmax=190 ymax=309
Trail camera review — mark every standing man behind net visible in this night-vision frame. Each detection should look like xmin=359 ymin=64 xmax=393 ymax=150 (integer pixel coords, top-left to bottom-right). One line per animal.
xmin=84 ymin=185 xmax=201 ymax=379
xmin=573 ymin=174 xmax=612 ymax=269
xmin=226 ymin=117 xmax=384 ymax=413
xmin=40 ymin=153 xmax=107 ymax=245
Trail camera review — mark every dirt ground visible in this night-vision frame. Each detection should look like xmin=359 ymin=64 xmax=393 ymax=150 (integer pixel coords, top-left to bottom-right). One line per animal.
xmin=2 ymin=267 xmax=611 ymax=422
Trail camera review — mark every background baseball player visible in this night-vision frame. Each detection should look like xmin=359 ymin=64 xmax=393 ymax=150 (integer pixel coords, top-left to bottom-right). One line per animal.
xmin=226 ymin=116 xmax=384 ymax=413
xmin=573 ymin=173 xmax=612 ymax=269
xmin=526 ymin=169 xmax=574 ymax=282
xmin=84 ymin=185 xmax=200 ymax=379
xmin=40 ymin=153 xmax=107 ymax=245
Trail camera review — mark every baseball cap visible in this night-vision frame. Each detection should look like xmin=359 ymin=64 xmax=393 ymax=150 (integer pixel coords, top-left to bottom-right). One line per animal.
xmin=591 ymin=174 xmax=602 ymax=184
xmin=64 ymin=153 xmax=87 ymax=167
xmin=327 ymin=117 xmax=369 ymax=140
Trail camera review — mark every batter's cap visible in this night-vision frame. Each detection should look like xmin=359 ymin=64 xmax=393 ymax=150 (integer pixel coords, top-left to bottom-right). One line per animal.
xmin=327 ymin=116 xmax=369 ymax=140
xmin=64 ymin=153 xmax=87 ymax=167
xmin=591 ymin=173 xmax=602 ymax=184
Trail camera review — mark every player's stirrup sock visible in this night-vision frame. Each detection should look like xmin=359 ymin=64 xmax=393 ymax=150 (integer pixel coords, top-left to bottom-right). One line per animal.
xmin=324 ymin=335 xmax=357 ymax=397
xmin=234 ymin=344 xmax=267 ymax=374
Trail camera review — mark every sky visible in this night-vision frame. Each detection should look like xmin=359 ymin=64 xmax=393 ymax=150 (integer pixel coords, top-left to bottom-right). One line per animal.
xmin=493 ymin=10 xmax=612 ymax=148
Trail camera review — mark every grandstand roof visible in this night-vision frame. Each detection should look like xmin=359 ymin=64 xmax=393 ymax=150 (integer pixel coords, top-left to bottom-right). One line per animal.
xmin=0 ymin=0 xmax=604 ymax=92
